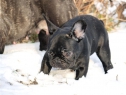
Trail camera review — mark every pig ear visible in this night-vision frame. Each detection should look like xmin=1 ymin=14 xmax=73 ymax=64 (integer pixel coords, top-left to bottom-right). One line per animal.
xmin=69 ymin=20 xmax=87 ymax=42
xmin=42 ymin=13 xmax=59 ymax=35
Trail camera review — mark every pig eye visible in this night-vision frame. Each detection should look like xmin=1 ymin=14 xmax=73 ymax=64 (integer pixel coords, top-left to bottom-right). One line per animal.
xmin=61 ymin=48 xmax=67 ymax=53
xmin=48 ymin=51 xmax=54 ymax=56
xmin=65 ymin=51 xmax=71 ymax=57
xmin=61 ymin=49 xmax=72 ymax=58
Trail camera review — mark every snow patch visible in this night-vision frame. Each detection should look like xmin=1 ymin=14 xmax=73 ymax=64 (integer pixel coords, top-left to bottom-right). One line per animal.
xmin=123 ymin=9 xmax=126 ymax=17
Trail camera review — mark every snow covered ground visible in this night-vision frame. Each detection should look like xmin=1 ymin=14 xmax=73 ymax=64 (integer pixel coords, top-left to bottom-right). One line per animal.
xmin=0 ymin=22 xmax=126 ymax=95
